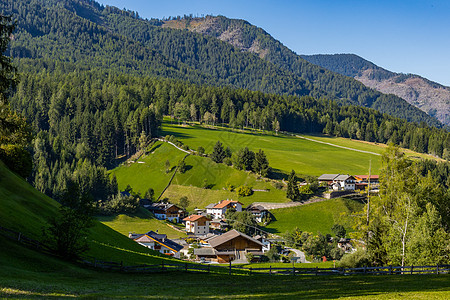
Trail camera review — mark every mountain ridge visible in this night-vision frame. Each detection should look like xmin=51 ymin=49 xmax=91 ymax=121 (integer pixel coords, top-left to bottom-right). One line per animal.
xmin=301 ymin=54 xmax=450 ymax=126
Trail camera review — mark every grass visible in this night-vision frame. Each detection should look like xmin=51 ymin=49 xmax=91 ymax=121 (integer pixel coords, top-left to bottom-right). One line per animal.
xmin=1 ymin=236 xmax=449 ymax=299
xmin=97 ymin=208 xmax=185 ymax=239
xmin=264 ymin=198 xmax=364 ymax=235
xmin=238 ymin=261 xmax=336 ymax=269
xmin=0 ymin=160 xmax=182 ymax=265
xmin=162 ymin=121 xmax=382 ymax=176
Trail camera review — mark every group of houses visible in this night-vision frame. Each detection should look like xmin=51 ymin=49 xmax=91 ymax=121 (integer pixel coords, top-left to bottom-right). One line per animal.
xmin=129 ymin=198 xmax=272 ymax=262
xmin=318 ymin=174 xmax=379 ymax=191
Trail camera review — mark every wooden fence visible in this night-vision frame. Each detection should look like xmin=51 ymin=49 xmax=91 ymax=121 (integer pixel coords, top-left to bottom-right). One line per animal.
xmin=2 ymin=225 xmax=449 ymax=277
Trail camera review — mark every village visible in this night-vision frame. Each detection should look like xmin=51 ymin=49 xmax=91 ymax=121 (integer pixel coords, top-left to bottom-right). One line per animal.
xmin=127 ymin=174 xmax=380 ymax=264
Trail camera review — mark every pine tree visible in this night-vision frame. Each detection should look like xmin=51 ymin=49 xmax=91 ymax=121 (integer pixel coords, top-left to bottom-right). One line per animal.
xmin=286 ymin=169 xmax=300 ymax=201
xmin=253 ymin=149 xmax=270 ymax=177
xmin=210 ymin=140 xmax=226 ymax=163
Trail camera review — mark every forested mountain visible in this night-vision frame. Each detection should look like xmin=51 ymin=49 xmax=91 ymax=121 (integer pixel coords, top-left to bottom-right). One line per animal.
xmin=302 ymin=54 xmax=450 ymax=126
xmin=1 ymin=0 xmax=449 ymax=204
xmin=159 ymin=16 xmax=441 ymax=127
xmin=0 ymin=0 xmax=441 ymax=127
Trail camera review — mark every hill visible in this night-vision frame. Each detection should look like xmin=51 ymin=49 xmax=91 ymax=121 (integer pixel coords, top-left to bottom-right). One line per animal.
xmin=302 ymin=54 xmax=450 ymax=126
xmin=1 ymin=0 xmax=441 ymax=126
xmin=0 ymin=159 xmax=182 ymax=265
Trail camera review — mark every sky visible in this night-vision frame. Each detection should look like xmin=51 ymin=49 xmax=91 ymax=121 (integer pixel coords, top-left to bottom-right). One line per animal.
xmin=98 ymin=0 xmax=450 ymax=86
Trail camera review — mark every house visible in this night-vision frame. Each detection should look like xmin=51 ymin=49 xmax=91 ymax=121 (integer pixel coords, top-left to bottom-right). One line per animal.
xmin=129 ymin=231 xmax=183 ymax=258
xmin=333 ymin=175 xmax=356 ymax=191
xmin=195 ymin=229 xmax=264 ymax=263
xmin=318 ymin=174 xmax=340 ymax=185
xmin=337 ymin=238 xmax=353 ymax=253
xmin=183 ymin=215 xmax=211 ymax=235
xmin=147 ymin=202 xmax=185 ymax=223
xmin=210 ymin=219 xmax=229 ymax=231
xmin=254 ymin=235 xmax=271 ymax=253
xmin=246 ymin=205 xmax=269 ymax=223
xmin=206 ymin=200 xmax=242 ymax=219
xmin=354 ymin=175 xmax=380 ymax=190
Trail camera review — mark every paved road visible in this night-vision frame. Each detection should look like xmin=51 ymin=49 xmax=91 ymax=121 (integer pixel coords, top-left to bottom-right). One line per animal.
xmin=295 ymin=135 xmax=381 ymax=156
xmin=286 ymin=247 xmax=310 ymax=263
xmin=250 ymin=198 xmax=326 ymax=210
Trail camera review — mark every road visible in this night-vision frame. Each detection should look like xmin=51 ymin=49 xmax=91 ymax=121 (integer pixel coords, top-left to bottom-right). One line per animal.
xmin=286 ymin=247 xmax=310 ymax=263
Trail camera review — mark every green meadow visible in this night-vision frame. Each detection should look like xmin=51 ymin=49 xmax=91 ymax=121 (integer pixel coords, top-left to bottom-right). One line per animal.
xmin=264 ymin=198 xmax=364 ymax=235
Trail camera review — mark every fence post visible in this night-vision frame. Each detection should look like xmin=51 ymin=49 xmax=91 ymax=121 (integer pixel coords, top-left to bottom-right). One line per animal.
xmin=292 ymin=265 xmax=295 ymax=276
xmin=363 ymin=266 xmax=367 ymax=274
xmin=185 ymin=263 xmax=188 ymax=272
xmin=161 ymin=260 xmax=164 ymax=271
xmin=94 ymin=258 xmax=97 ymax=268
xmin=120 ymin=261 xmax=123 ymax=272
xmin=436 ymin=265 xmax=439 ymax=275
xmin=410 ymin=265 xmax=413 ymax=275
xmin=315 ymin=266 xmax=318 ymax=276
xmin=249 ymin=267 xmax=252 ymax=276
xmin=17 ymin=232 xmax=21 ymax=242
xmin=229 ymin=260 xmax=231 ymax=275
xmin=389 ymin=265 xmax=392 ymax=275
xmin=269 ymin=265 xmax=272 ymax=275
xmin=208 ymin=264 xmax=210 ymax=273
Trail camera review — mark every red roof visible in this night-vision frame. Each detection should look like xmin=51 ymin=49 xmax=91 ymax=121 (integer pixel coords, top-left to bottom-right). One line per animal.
xmin=183 ymin=215 xmax=210 ymax=222
xmin=213 ymin=200 xmax=242 ymax=209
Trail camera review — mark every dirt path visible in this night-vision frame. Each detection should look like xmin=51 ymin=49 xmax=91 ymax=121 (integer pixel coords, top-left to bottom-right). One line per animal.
xmin=295 ymin=135 xmax=381 ymax=156
xmin=251 ymin=198 xmax=327 ymax=210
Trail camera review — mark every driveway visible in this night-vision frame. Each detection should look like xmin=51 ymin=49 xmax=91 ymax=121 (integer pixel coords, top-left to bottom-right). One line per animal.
xmin=286 ymin=247 xmax=310 ymax=263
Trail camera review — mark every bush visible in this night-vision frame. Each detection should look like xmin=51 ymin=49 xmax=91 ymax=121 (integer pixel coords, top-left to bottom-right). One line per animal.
xmin=97 ymin=193 xmax=140 ymax=215
xmin=273 ymin=181 xmax=284 ymax=190
xmin=338 ymin=250 xmax=370 ymax=268
xmin=225 ymin=182 xmax=235 ymax=192
xmin=197 ymin=146 xmax=205 ymax=155
xmin=246 ymin=252 xmax=255 ymax=263
xmin=236 ymin=185 xmax=253 ymax=197
xmin=223 ymin=157 xmax=232 ymax=166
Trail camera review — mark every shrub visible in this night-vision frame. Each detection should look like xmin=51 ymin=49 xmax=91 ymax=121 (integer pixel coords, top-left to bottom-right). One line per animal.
xmin=223 ymin=157 xmax=232 ymax=166
xmin=338 ymin=250 xmax=370 ymax=268
xmin=0 ymin=144 xmax=32 ymax=178
xmin=246 ymin=252 xmax=255 ymax=263
xmin=225 ymin=182 xmax=235 ymax=192
xmin=197 ymin=146 xmax=205 ymax=155
xmin=273 ymin=181 xmax=284 ymax=190
xmin=236 ymin=185 xmax=253 ymax=197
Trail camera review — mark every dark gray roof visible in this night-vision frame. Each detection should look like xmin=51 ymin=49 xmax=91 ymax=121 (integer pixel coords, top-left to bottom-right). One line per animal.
xmin=208 ymin=229 xmax=264 ymax=248
xmin=334 ymin=174 xmax=354 ymax=181
xmin=318 ymin=174 xmax=339 ymax=181
xmin=205 ymin=203 xmax=216 ymax=209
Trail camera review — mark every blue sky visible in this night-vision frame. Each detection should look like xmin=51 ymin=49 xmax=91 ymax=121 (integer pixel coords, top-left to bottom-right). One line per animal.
xmin=98 ymin=0 xmax=450 ymax=86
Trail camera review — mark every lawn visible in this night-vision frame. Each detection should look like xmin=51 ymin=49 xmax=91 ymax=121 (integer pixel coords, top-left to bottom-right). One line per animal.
xmin=97 ymin=208 xmax=185 ymax=239
xmin=1 ymin=236 xmax=449 ymax=299
xmin=264 ymin=198 xmax=364 ymax=235
xmin=162 ymin=122 xmax=382 ymax=176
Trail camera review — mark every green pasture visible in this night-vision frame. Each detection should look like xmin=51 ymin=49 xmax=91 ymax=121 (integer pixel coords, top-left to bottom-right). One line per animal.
xmin=1 ymin=236 xmax=449 ymax=299
xmin=162 ymin=122 xmax=382 ymax=176
xmin=264 ymin=198 xmax=364 ymax=235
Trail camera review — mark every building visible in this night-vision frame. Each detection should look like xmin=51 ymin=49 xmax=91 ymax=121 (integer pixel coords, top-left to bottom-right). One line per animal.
xmin=129 ymin=231 xmax=183 ymax=258
xmin=354 ymin=175 xmax=380 ymax=190
xmin=194 ymin=229 xmax=263 ymax=263
xmin=246 ymin=204 xmax=269 ymax=223
xmin=206 ymin=200 xmax=242 ymax=219
xmin=210 ymin=219 xmax=229 ymax=231
xmin=318 ymin=174 xmax=340 ymax=185
xmin=333 ymin=175 xmax=356 ymax=191
xmin=147 ymin=202 xmax=185 ymax=223
xmin=183 ymin=215 xmax=211 ymax=235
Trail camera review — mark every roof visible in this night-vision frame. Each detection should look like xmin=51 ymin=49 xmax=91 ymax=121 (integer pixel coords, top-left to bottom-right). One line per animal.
xmin=183 ymin=215 xmax=210 ymax=222
xmin=334 ymin=174 xmax=355 ymax=181
xmin=207 ymin=229 xmax=264 ymax=248
xmin=246 ymin=205 xmax=267 ymax=212
xmin=354 ymin=175 xmax=379 ymax=180
xmin=318 ymin=174 xmax=339 ymax=181
xmin=133 ymin=231 xmax=183 ymax=252
xmin=205 ymin=203 xmax=216 ymax=209
xmin=148 ymin=202 xmax=183 ymax=212
xmin=213 ymin=200 xmax=242 ymax=209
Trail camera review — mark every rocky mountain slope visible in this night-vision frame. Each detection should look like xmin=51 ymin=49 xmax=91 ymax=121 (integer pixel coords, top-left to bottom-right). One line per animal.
xmin=301 ymin=54 xmax=450 ymax=126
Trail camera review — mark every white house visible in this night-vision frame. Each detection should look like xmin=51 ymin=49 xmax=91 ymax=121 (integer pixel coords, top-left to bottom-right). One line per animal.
xmin=333 ymin=175 xmax=356 ymax=191
xmin=129 ymin=231 xmax=183 ymax=258
xmin=183 ymin=215 xmax=211 ymax=235
xmin=206 ymin=200 xmax=242 ymax=219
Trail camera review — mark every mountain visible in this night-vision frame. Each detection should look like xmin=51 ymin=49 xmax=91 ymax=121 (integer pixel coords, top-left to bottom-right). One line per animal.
xmin=301 ymin=54 xmax=450 ymax=126
xmin=159 ymin=16 xmax=441 ymax=127
xmin=0 ymin=0 xmax=441 ymax=127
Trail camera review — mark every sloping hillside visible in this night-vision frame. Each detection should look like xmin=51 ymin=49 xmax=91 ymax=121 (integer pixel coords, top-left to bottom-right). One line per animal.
xmin=0 ymin=160 xmax=180 ymax=265
xmin=302 ymin=54 xmax=450 ymax=126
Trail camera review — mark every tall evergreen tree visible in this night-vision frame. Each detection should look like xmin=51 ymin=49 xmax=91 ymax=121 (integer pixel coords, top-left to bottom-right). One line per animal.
xmin=286 ymin=169 xmax=300 ymax=201
xmin=252 ymin=149 xmax=270 ymax=177
xmin=210 ymin=140 xmax=226 ymax=163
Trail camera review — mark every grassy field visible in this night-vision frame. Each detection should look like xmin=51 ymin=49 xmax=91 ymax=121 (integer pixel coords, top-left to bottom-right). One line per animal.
xmin=264 ymin=198 xmax=364 ymax=235
xmin=97 ymin=208 xmax=185 ymax=239
xmin=162 ymin=122 xmax=382 ymax=176
xmin=0 ymin=160 xmax=182 ymax=265
xmin=1 ymin=236 xmax=449 ymax=299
